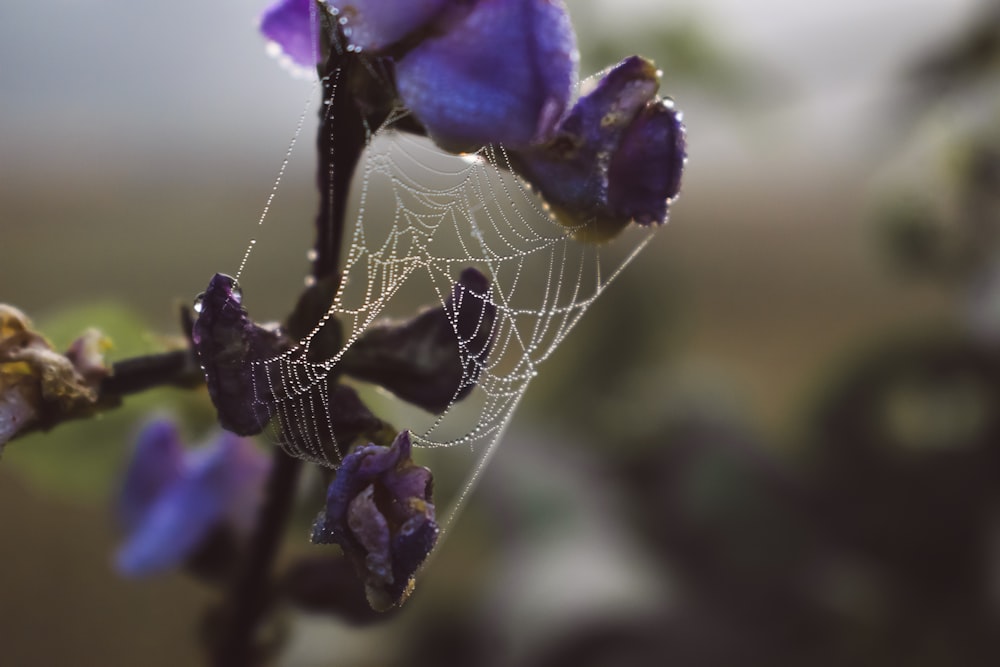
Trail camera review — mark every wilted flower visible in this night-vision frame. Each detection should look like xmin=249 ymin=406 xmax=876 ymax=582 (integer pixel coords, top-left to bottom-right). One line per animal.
xmin=311 ymin=430 xmax=439 ymax=610
xmin=116 ymin=419 xmax=270 ymax=576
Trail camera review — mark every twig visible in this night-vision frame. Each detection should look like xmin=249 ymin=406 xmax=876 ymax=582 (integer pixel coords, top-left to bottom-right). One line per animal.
xmin=210 ymin=16 xmax=385 ymax=665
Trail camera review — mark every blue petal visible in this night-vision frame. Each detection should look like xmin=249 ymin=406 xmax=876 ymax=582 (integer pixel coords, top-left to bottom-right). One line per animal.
xmin=117 ymin=419 xmax=185 ymax=532
xmin=607 ymin=100 xmax=686 ymax=226
xmin=116 ymin=461 xmax=228 ymax=576
xmin=116 ymin=432 xmax=269 ymax=576
xmin=261 ymin=0 xmax=322 ymax=67
xmin=310 ymin=431 xmax=438 ymax=609
xmin=511 ymin=56 xmax=685 ymax=241
xmin=396 ymin=0 xmax=578 ymax=152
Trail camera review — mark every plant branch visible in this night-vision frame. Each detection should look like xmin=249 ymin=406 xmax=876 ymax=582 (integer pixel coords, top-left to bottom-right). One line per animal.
xmin=210 ymin=16 xmax=389 ymax=665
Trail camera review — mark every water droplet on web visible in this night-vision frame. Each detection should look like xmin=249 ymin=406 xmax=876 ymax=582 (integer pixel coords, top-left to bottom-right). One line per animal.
xmin=306 ymin=248 xmax=318 ymax=262
xmin=304 ymin=275 xmax=316 ymax=288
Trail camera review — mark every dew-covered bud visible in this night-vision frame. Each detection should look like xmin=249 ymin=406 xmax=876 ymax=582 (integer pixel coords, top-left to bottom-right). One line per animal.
xmin=192 ymin=273 xmax=292 ymax=437
xmin=511 ymin=56 xmax=687 ymax=242
xmin=311 ymin=430 xmax=439 ymax=610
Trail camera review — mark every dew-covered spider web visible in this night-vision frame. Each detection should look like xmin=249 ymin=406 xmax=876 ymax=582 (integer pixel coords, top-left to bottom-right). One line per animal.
xmin=229 ymin=60 xmax=665 ymax=524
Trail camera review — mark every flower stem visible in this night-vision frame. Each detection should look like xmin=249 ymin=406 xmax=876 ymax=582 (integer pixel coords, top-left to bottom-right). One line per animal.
xmin=209 ymin=447 xmax=301 ymax=667
xmin=210 ymin=19 xmax=388 ymax=665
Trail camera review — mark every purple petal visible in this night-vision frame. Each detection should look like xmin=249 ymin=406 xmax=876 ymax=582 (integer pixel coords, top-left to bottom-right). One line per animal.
xmin=347 ymin=484 xmax=393 ymax=584
xmin=511 ymin=56 xmax=685 ymax=241
xmin=396 ymin=0 xmax=578 ymax=152
xmin=116 ymin=431 xmax=269 ymax=576
xmin=117 ymin=419 xmax=185 ymax=532
xmin=116 ymin=456 xmax=228 ymax=576
xmin=260 ymin=0 xmax=322 ymax=67
xmin=210 ymin=432 xmax=272 ymax=533
xmin=607 ymin=100 xmax=686 ymax=226
xmin=311 ymin=431 xmax=439 ymax=609
xmin=335 ymin=0 xmax=450 ymax=52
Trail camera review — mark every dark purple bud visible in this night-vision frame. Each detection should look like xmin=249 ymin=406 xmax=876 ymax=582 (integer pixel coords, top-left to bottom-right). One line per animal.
xmin=340 ymin=268 xmax=495 ymax=413
xmin=260 ymin=0 xmax=321 ymax=68
xmin=607 ymin=100 xmax=686 ymax=226
xmin=395 ymin=0 xmax=578 ymax=152
xmin=512 ymin=56 xmax=687 ymax=241
xmin=192 ymin=274 xmax=292 ymax=437
xmin=311 ymin=430 xmax=439 ymax=610
xmin=116 ymin=422 xmax=270 ymax=576
xmin=334 ymin=0 xmax=450 ymax=53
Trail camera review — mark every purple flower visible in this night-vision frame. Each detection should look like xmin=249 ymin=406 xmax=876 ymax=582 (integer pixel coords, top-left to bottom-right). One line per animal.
xmin=116 ymin=419 xmax=270 ymax=576
xmin=258 ymin=3 xmax=685 ymax=237
xmin=394 ymin=0 xmax=578 ymax=152
xmin=259 ymin=0 xmax=578 ymax=152
xmin=311 ymin=430 xmax=439 ymax=610
xmin=512 ymin=56 xmax=687 ymax=241
xmin=260 ymin=0 xmax=322 ymax=68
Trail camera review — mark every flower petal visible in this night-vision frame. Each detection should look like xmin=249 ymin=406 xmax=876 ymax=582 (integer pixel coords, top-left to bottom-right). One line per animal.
xmin=261 ymin=0 xmax=322 ymax=67
xmin=311 ymin=431 xmax=439 ymax=609
xmin=607 ymin=99 xmax=686 ymax=226
xmin=116 ymin=430 xmax=269 ymax=576
xmin=117 ymin=419 xmax=186 ymax=531
xmin=511 ymin=56 xmax=686 ymax=241
xmin=396 ymin=0 xmax=578 ymax=152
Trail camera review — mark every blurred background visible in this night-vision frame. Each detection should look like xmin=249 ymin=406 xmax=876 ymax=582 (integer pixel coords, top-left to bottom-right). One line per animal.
xmin=3 ymin=0 xmax=1000 ymax=664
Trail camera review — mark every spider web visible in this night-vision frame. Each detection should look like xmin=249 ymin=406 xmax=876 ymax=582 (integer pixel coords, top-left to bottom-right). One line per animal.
xmin=233 ymin=62 xmax=664 ymax=522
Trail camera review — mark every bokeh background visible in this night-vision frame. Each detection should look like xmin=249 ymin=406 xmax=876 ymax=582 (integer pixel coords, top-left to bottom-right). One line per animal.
xmin=2 ymin=0 xmax=999 ymax=665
